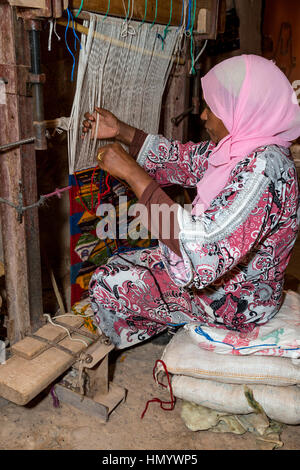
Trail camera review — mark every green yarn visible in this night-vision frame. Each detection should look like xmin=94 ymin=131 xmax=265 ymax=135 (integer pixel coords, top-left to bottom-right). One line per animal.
xmin=139 ymin=0 xmax=148 ymax=28
xmin=75 ymin=0 xmax=84 ymax=18
xmin=150 ymin=0 xmax=158 ymax=29
xmin=102 ymin=0 xmax=111 ymax=21
xmin=161 ymin=0 xmax=173 ymax=49
xmin=125 ymin=0 xmax=131 ymax=21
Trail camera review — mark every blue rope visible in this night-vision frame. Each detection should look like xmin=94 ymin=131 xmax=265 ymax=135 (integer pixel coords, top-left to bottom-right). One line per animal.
xmin=156 ymin=33 xmax=165 ymax=47
xmin=65 ymin=8 xmax=76 ymax=82
xmin=70 ymin=9 xmax=82 ymax=52
xmin=186 ymin=0 xmax=192 ymax=31
xmin=177 ymin=0 xmax=185 ymax=31
xmin=64 ymin=8 xmax=82 ymax=81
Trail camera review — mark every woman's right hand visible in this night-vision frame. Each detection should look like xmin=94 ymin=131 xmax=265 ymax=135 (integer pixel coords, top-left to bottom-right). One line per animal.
xmin=82 ymin=107 xmax=120 ymax=140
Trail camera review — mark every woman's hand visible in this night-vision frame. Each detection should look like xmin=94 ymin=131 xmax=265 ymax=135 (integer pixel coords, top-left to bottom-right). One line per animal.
xmin=82 ymin=107 xmax=120 ymax=140
xmin=97 ymin=143 xmax=152 ymax=199
xmin=82 ymin=107 xmax=135 ymax=145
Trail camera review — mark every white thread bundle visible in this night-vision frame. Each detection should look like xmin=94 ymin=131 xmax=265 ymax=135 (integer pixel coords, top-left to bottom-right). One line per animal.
xmin=68 ymin=12 xmax=185 ymax=174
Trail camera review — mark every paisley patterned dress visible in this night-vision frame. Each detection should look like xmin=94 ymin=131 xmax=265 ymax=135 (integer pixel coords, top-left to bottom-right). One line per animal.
xmin=89 ymin=135 xmax=300 ymax=349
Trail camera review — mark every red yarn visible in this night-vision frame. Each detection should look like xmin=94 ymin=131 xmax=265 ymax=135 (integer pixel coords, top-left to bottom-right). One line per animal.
xmin=74 ymin=168 xmax=111 ymax=216
xmin=141 ymin=359 xmax=175 ymax=419
xmin=74 ymin=170 xmax=94 ymax=215
xmin=96 ymin=173 xmax=111 ymax=209
xmin=90 ymin=165 xmax=98 ymax=212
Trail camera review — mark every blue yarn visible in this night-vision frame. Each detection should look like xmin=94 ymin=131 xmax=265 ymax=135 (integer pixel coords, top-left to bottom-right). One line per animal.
xmin=186 ymin=0 xmax=192 ymax=31
xmin=99 ymin=169 xmax=105 ymax=192
xmin=65 ymin=8 xmax=82 ymax=81
xmin=104 ymin=239 xmax=113 ymax=258
xmin=115 ymin=245 xmax=150 ymax=254
xmin=70 ymin=9 xmax=82 ymax=52
xmin=177 ymin=0 xmax=185 ymax=31
xmin=65 ymin=8 xmax=76 ymax=82
xmin=156 ymin=33 xmax=165 ymax=47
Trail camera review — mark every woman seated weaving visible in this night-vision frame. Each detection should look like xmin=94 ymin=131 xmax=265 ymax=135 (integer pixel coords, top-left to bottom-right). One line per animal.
xmin=82 ymin=54 xmax=300 ymax=350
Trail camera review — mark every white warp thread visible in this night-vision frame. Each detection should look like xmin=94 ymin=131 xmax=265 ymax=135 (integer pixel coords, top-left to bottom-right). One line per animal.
xmin=67 ymin=12 xmax=186 ymax=174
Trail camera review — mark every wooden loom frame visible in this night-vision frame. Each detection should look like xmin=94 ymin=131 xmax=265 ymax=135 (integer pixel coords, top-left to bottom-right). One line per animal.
xmin=0 ymin=0 xmax=221 ymax=414
xmin=0 ymin=0 xmax=222 ymax=344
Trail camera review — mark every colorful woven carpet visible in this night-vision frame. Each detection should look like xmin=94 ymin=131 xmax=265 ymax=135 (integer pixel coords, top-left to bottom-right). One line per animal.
xmin=69 ymin=166 xmax=157 ymax=307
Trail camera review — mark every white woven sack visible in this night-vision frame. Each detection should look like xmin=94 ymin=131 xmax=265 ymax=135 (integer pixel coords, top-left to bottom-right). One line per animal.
xmin=184 ymin=290 xmax=300 ymax=359
xmin=172 ymin=375 xmax=300 ymax=425
xmin=159 ymin=328 xmax=300 ymax=386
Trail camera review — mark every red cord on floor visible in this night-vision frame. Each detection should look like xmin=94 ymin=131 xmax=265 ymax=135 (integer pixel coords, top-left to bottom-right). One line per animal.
xmin=141 ymin=359 xmax=175 ymax=419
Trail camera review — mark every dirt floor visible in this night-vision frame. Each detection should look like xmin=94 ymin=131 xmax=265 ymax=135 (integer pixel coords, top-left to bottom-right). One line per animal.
xmin=0 ymin=238 xmax=300 ymax=452
xmin=0 ymin=338 xmax=300 ymax=452
xmin=0 ymin=333 xmax=300 ymax=451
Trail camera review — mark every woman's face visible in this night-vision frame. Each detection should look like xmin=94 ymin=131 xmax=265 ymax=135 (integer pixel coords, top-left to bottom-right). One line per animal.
xmin=200 ymin=101 xmax=229 ymax=144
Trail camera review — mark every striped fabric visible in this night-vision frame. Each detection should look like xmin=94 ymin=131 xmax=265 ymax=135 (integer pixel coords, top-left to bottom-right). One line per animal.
xmin=69 ymin=166 xmax=157 ymax=306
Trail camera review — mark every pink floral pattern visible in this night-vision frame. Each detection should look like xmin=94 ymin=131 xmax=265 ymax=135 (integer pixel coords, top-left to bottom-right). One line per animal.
xmin=89 ymin=136 xmax=300 ymax=349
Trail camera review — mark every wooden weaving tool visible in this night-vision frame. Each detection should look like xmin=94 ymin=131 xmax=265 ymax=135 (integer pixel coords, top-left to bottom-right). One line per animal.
xmin=0 ymin=314 xmax=126 ymax=422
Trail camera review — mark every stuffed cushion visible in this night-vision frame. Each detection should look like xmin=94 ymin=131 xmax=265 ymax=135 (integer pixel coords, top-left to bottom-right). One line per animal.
xmin=184 ymin=290 xmax=300 ymax=359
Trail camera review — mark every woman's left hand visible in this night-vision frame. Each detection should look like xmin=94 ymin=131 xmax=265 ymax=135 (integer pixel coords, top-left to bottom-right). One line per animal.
xmin=97 ymin=143 xmax=153 ymax=198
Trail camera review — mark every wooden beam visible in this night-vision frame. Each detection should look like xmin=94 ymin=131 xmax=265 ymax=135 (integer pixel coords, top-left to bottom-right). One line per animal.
xmin=56 ymin=18 xmax=185 ymax=64
xmin=0 ymin=4 xmax=43 ymax=343
xmin=70 ymin=0 xmax=193 ymax=26
xmin=70 ymin=0 xmax=220 ymax=37
xmin=8 ymin=0 xmax=46 ymax=7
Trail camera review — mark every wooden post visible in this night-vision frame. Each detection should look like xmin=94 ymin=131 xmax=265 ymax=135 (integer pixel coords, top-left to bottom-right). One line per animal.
xmin=0 ymin=4 xmax=43 ymax=343
xmin=235 ymin=0 xmax=262 ymax=55
xmin=162 ymin=42 xmax=191 ymax=142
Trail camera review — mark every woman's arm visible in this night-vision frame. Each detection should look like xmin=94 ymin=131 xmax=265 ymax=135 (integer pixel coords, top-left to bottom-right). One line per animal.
xmin=136 ymin=134 xmax=215 ymax=188
xmin=82 ymin=107 xmax=215 ymax=187
xmin=169 ymin=150 xmax=299 ymax=289
xmin=95 ymin=142 xmax=182 ymax=256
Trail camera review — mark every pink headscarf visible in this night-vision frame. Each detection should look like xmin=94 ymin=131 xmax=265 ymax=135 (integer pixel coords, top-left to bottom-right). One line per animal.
xmin=192 ymin=54 xmax=300 ymax=214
